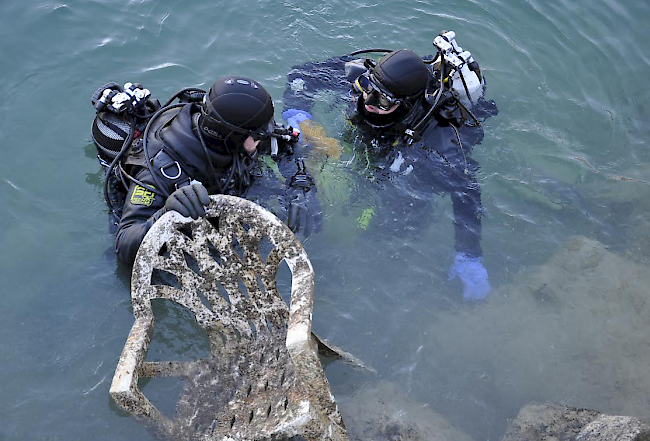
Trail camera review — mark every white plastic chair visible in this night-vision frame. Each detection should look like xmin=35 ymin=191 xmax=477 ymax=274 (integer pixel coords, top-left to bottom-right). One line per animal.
xmin=109 ymin=195 xmax=349 ymax=441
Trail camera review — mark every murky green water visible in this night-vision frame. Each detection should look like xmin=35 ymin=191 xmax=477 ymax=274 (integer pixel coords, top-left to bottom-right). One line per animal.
xmin=2 ymin=1 xmax=650 ymax=440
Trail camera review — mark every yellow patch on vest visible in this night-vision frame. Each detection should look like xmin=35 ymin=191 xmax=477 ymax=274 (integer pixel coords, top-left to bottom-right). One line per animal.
xmin=130 ymin=185 xmax=156 ymax=206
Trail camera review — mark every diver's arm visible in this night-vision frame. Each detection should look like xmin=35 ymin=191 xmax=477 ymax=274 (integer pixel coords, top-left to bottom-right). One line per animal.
xmin=446 ymin=95 xmax=495 ymax=258
xmin=439 ymin=127 xmax=484 ymax=258
xmin=116 ymin=174 xmax=210 ymax=265
xmin=473 ymin=95 xmax=498 ymax=121
xmin=448 ymin=182 xmax=491 ymax=301
xmin=423 ymin=123 xmax=490 ymax=300
xmin=115 ymin=170 xmax=167 ymax=266
xmin=449 ymin=81 xmax=497 ymax=256
xmin=115 ymin=206 xmax=166 ymax=266
xmin=447 ymin=169 xmax=490 ymax=301
xmin=284 ymin=158 xmax=322 ymax=236
xmin=450 ymin=182 xmax=483 ymax=258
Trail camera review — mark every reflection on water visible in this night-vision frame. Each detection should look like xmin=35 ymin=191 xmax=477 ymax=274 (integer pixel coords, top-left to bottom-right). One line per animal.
xmin=1 ymin=0 xmax=650 ymax=440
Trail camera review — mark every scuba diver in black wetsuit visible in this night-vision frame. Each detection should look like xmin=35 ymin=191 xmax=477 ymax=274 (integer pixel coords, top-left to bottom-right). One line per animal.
xmin=90 ymin=76 xmax=319 ymax=266
xmin=282 ymin=31 xmax=498 ymax=301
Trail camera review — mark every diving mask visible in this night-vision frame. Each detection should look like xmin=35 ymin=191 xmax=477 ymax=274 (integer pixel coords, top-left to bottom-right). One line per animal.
xmin=354 ymin=73 xmax=401 ymax=111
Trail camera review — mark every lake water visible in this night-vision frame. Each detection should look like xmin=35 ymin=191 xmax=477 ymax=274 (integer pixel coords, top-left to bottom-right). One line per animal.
xmin=2 ymin=0 xmax=650 ymax=440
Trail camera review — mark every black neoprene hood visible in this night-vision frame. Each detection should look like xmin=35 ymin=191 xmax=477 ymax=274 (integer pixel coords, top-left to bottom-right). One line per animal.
xmin=199 ymin=76 xmax=274 ymax=139
xmin=371 ymin=49 xmax=429 ymax=98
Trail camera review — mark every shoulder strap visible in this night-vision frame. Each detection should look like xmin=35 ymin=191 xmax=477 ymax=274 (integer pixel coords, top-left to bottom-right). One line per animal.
xmin=149 ymin=148 xmax=192 ymax=191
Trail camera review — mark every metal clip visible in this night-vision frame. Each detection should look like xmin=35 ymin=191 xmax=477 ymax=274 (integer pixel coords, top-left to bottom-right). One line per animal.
xmin=160 ymin=161 xmax=182 ymax=180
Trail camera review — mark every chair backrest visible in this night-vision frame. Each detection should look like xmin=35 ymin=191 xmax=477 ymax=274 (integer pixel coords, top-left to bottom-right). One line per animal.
xmin=110 ymin=195 xmax=348 ymax=441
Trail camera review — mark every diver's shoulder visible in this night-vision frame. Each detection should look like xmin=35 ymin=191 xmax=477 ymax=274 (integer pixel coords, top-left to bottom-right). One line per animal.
xmin=474 ymin=95 xmax=498 ymax=119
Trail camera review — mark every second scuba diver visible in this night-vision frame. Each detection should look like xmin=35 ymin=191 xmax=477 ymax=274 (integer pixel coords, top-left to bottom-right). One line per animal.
xmin=281 ymin=31 xmax=498 ymax=301
xmin=90 ymin=76 xmax=319 ymax=266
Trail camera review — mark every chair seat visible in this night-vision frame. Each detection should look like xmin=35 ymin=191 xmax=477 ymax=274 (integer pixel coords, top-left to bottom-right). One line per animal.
xmin=173 ymin=335 xmax=301 ymax=439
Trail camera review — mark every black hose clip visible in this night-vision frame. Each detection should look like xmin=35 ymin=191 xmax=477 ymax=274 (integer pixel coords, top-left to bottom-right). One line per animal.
xmin=91 ymin=82 xmax=122 ymax=112
xmin=289 ymin=159 xmax=314 ymax=191
xmin=178 ymin=90 xmax=205 ymax=103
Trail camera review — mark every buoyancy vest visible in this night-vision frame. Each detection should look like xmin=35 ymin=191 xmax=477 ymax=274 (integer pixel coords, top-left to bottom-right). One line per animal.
xmin=126 ymin=104 xmax=235 ymax=197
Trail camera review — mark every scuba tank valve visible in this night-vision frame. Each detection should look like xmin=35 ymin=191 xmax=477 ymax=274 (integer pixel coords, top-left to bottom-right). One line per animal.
xmin=92 ymin=82 xmax=152 ymax=114
xmin=433 ymin=31 xmax=482 ymax=105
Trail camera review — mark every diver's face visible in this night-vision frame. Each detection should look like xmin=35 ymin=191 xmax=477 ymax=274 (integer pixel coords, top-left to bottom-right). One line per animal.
xmin=362 ymin=91 xmax=400 ymax=114
xmin=243 ymin=136 xmax=260 ymax=154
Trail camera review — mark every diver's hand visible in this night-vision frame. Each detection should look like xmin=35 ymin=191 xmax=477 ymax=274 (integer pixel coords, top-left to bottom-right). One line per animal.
xmin=286 ymin=159 xmax=321 ymax=236
xmin=287 ymin=191 xmax=322 ymax=237
xmin=448 ymin=252 xmax=491 ymax=301
xmin=164 ymin=182 xmax=210 ymax=219
xmin=287 ymin=192 xmax=307 ymax=233
xmin=282 ymin=108 xmax=342 ymax=159
xmin=282 ymin=108 xmax=313 ymax=133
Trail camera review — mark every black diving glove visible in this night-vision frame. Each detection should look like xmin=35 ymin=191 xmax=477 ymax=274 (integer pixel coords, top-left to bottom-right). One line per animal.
xmin=286 ymin=159 xmax=322 ymax=237
xmin=164 ymin=181 xmax=211 ymax=219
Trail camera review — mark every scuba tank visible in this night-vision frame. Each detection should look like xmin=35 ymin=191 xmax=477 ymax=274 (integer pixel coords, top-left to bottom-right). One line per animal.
xmin=90 ymin=82 xmax=161 ymax=166
xmin=90 ymin=82 xmax=163 ymax=220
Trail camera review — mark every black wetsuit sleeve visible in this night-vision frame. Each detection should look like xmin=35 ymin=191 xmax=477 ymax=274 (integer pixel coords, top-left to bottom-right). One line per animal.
xmin=277 ymin=147 xmax=322 ymax=235
xmin=450 ymin=180 xmax=483 ymax=258
xmin=282 ymin=56 xmax=352 ymax=113
xmin=115 ymin=168 xmax=167 ymax=266
xmin=421 ymin=122 xmax=485 ymax=258
xmin=473 ymin=95 xmax=498 ymax=121
xmin=425 ymin=91 xmax=497 ymax=258
xmin=449 ymin=92 xmax=497 ymax=257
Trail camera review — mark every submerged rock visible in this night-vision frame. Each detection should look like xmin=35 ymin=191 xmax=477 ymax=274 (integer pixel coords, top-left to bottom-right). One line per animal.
xmin=407 ymin=235 xmax=650 ymax=439
xmin=337 ymin=381 xmax=474 ymax=441
xmin=502 ymin=402 xmax=650 ymax=441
